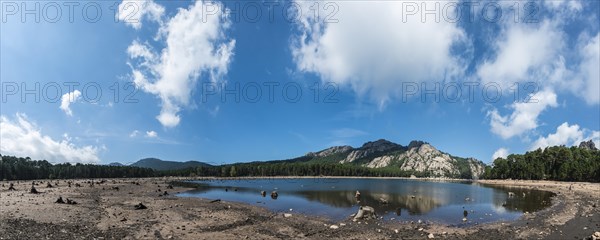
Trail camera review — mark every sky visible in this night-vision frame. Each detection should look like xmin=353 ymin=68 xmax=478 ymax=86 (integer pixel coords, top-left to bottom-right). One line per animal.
xmin=1 ymin=0 xmax=599 ymax=165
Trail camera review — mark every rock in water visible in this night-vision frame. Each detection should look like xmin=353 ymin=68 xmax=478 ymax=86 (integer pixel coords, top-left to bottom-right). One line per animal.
xmin=260 ymin=191 xmax=266 ymax=197
xmin=463 ymin=210 xmax=468 ymax=217
xmin=353 ymin=206 xmax=376 ymax=220
xmin=271 ymin=191 xmax=278 ymax=199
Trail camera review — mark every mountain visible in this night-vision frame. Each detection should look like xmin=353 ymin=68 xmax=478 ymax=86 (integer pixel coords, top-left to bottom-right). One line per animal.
xmin=130 ymin=158 xmax=212 ymax=171
xmin=304 ymin=139 xmax=486 ymax=179
xmin=107 ymin=162 xmax=125 ymax=166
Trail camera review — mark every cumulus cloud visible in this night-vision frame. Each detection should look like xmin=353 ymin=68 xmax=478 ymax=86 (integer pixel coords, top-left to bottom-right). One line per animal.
xmin=117 ymin=0 xmax=164 ymax=29
xmin=488 ymin=89 xmax=558 ymax=139
xmin=129 ymin=130 xmax=139 ymax=138
xmin=575 ymin=33 xmax=600 ymax=104
xmin=126 ymin=0 xmax=235 ymax=127
xmin=145 ymin=130 xmax=158 ymax=138
xmin=530 ymin=122 xmax=599 ymax=150
xmin=477 ymin=20 xmax=564 ymax=89
xmin=60 ymin=90 xmax=81 ymax=116
xmin=492 ymin=148 xmax=509 ymax=161
xmin=0 ymin=113 xmax=100 ymax=163
xmin=291 ymin=1 xmax=466 ymax=106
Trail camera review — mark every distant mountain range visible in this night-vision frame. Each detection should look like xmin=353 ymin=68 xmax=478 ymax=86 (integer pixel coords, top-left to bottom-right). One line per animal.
xmin=107 ymin=158 xmax=212 ymax=171
xmin=109 ymin=139 xmax=486 ymax=178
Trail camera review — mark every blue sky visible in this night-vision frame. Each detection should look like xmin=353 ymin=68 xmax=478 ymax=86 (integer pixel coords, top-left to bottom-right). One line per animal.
xmin=1 ymin=0 xmax=599 ymax=165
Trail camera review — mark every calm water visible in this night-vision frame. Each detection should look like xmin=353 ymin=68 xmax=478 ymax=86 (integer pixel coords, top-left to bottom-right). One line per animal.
xmin=177 ymin=178 xmax=555 ymax=226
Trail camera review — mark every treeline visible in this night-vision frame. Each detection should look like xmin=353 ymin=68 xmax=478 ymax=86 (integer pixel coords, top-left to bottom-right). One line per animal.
xmin=163 ymin=162 xmax=433 ymax=178
xmin=0 ymin=155 xmax=155 ymax=180
xmin=483 ymin=146 xmax=600 ymax=182
xmin=0 ymin=154 xmax=432 ymax=180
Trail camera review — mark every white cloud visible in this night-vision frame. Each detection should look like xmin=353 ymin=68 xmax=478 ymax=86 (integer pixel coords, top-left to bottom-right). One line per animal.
xmin=575 ymin=33 xmax=600 ymax=104
xmin=127 ymin=0 xmax=235 ymax=127
xmin=60 ymin=90 xmax=82 ymax=116
xmin=477 ymin=20 xmax=564 ymax=89
xmin=488 ymin=89 xmax=558 ymax=139
xmin=117 ymin=0 xmax=164 ymax=29
xmin=145 ymin=130 xmax=158 ymax=138
xmin=530 ymin=122 xmax=599 ymax=150
xmin=0 ymin=113 xmax=100 ymax=163
xmin=129 ymin=130 xmax=139 ymax=138
xmin=291 ymin=1 xmax=466 ymax=106
xmin=492 ymin=148 xmax=509 ymax=161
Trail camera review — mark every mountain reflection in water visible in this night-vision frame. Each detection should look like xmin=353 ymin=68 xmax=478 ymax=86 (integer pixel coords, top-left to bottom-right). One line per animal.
xmin=178 ymin=178 xmax=555 ymax=225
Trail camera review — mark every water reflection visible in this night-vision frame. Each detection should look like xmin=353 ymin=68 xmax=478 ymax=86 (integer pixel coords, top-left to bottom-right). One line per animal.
xmin=178 ymin=178 xmax=554 ymax=225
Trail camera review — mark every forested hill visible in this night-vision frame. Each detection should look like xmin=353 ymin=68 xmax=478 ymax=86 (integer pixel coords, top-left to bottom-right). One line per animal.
xmin=483 ymin=140 xmax=600 ymax=182
xmin=0 ymin=155 xmax=155 ymax=180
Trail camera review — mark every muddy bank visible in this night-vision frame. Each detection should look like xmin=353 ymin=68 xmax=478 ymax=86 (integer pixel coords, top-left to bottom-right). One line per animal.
xmin=0 ymin=178 xmax=598 ymax=239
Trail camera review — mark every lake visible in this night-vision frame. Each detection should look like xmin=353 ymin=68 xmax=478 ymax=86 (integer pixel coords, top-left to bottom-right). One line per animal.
xmin=177 ymin=178 xmax=555 ymax=226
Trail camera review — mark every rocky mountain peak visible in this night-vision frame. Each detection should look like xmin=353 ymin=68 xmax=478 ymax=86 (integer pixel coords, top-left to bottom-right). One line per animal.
xmin=306 ymin=145 xmax=353 ymax=158
xmin=407 ymin=140 xmax=428 ymax=149
xmin=579 ymin=140 xmax=597 ymax=151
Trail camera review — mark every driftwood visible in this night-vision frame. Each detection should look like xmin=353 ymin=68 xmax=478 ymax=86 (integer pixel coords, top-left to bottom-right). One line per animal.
xmin=353 ymin=206 xmax=376 ymax=220
xmin=134 ymin=202 xmax=147 ymax=210
xmin=210 ymin=199 xmax=221 ymax=203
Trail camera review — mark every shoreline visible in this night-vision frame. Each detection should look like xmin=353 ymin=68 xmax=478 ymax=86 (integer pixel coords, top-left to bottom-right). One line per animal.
xmin=1 ymin=177 xmax=598 ymax=239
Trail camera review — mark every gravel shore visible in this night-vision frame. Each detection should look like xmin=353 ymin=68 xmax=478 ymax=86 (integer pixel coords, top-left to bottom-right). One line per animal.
xmin=0 ymin=178 xmax=598 ymax=239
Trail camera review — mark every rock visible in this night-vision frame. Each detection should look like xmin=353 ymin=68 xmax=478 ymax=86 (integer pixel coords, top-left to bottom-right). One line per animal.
xmin=66 ymin=198 xmax=77 ymax=205
xmin=579 ymin=140 xmax=598 ymax=150
xmin=260 ymin=191 xmax=266 ymax=197
xmin=428 ymin=233 xmax=434 ymax=239
xmin=379 ymin=198 xmax=388 ymax=204
xmin=592 ymin=232 xmax=600 ymax=240
xmin=339 ymin=223 xmax=346 ymax=226
xmin=463 ymin=210 xmax=468 ymax=217
xmin=46 ymin=183 xmax=53 ymax=188
xmin=271 ymin=191 xmax=278 ymax=199
xmin=355 ymin=191 xmax=361 ymax=200
xmin=134 ymin=202 xmax=147 ymax=210
xmin=353 ymin=206 xmax=376 ymax=220
xmin=508 ymin=192 xmax=515 ymax=198
xmin=283 ymin=213 xmax=292 ymax=218
xmin=418 ymin=228 xmax=423 ymax=231
xmin=462 ymin=217 xmax=467 ymax=222
xmin=55 ymin=197 xmax=65 ymax=204
xmin=394 ymin=229 xmax=399 ymax=234
xmin=329 ymin=225 xmax=339 ymax=229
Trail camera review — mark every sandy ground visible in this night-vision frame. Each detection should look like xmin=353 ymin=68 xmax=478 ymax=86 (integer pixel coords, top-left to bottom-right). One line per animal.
xmin=0 ymin=178 xmax=598 ymax=239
